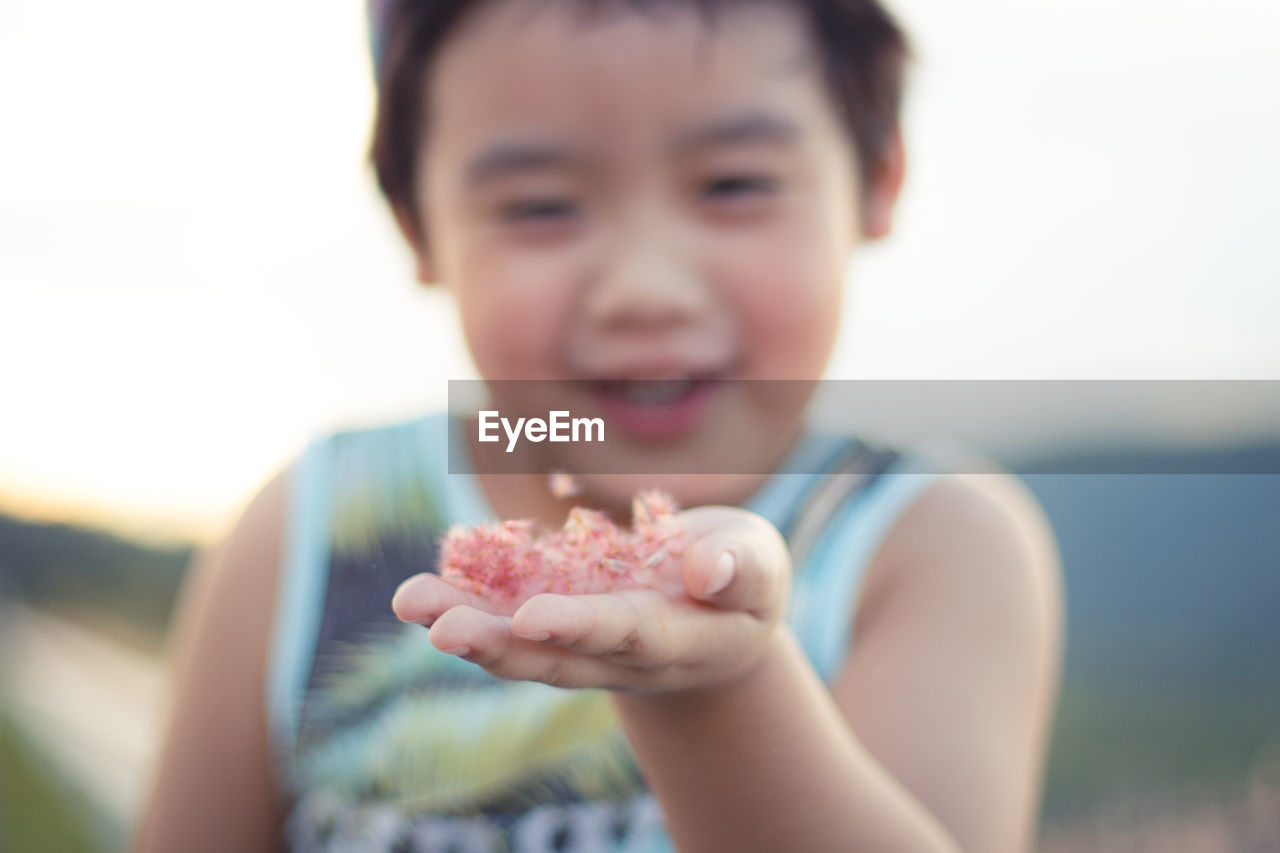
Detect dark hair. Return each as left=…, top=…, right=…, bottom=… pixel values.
left=370, top=0, right=910, bottom=234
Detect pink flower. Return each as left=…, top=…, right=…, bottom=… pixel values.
left=438, top=489, right=687, bottom=614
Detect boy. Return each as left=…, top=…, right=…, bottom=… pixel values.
left=138, top=2, right=1062, bottom=851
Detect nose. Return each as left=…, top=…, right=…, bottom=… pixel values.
left=581, top=221, right=711, bottom=333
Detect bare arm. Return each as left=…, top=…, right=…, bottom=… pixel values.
left=610, top=473, right=1063, bottom=852
left=133, top=470, right=291, bottom=853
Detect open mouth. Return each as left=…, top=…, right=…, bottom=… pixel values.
left=592, top=378, right=706, bottom=405
left=586, top=376, right=724, bottom=441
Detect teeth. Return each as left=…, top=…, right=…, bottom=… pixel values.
left=609, top=379, right=694, bottom=405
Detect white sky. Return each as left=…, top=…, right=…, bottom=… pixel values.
left=1, top=0, right=1278, bottom=540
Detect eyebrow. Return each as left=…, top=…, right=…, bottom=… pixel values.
left=672, top=109, right=803, bottom=156
left=463, top=110, right=802, bottom=189
left=464, top=141, right=584, bottom=189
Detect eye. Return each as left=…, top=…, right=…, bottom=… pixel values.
left=500, top=198, right=578, bottom=223
left=703, top=175, right=778, bottom=201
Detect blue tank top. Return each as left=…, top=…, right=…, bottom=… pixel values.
left=266, top=412, right=941, bottom=852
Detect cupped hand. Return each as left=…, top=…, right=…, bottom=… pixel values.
left=392, top=506, right=791, bottom=693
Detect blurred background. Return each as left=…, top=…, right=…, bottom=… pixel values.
left=1, top=0, right=1278, bottom=850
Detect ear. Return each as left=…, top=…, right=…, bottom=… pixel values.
left=861, top=129, right=906, bottom=241
left=392, top=203, right=440, bottom=286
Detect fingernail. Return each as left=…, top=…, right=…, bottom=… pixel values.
left=705, top=550, right=735, bottom=596
left=517, top=630, right=552, bottom=642
left=439, top=645, right=471, bottom=658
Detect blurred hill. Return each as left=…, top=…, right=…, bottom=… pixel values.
left=0, top=515, right=192, bottom=652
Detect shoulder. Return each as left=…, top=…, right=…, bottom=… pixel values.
left=182, top=466, right=292, bottom=636
left=875, top=468, right=1056, bottom=574
left=161, top=463, right=293, bottom=714
left=222, top=467, right=291, bottom=590
left=852, top=466, right=1063, bottom=678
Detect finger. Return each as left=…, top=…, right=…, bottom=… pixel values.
left=392, top=572, right=503, bottom=625
left=677, top=506, right=791, bottom=620
left=431, top=605, right=629, bottom=689
left=512, top=590, right=761, bottom=670
left=512, top=591, right=655, bottom=662
left=427, top=604, right=511, bottom=655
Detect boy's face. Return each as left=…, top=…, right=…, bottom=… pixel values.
left=411, top=0, right=888, bottom=505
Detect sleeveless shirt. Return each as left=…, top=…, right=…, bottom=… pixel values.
left=266, top=412, right=941, bottom=852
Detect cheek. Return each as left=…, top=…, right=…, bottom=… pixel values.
left=453, top=250, right=581, bottom=380
left=716, top=229, right=845, bottom=379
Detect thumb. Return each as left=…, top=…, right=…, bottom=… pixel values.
left=677, top=506, right=791, bottom=621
